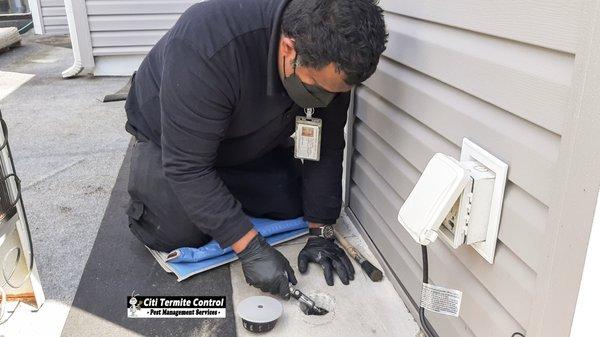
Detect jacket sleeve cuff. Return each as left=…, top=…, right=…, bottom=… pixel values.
left=303, top=215, right=338, bottom=226
left=208, top=214, right=254, bottom=248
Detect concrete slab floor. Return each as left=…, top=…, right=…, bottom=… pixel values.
left=231, top=216, right=421, bottom=337
left=0, top=32, right=130, bottom=336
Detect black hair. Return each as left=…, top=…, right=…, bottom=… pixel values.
left=281, top=0, right=388, bottom=85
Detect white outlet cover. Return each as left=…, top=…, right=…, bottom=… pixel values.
left=460, top=138, right=508, bottom=263
left=398, top=153, right=469, bottom=245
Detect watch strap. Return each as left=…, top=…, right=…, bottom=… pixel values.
left=308, top=227, right=323, bottom=237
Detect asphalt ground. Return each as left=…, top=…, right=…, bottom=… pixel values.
left=60, top=144, right=236, bottom=337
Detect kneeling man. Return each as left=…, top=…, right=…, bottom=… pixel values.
left=125, top=0, right=387, bottom=298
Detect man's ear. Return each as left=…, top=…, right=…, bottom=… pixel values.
left=280, top=36, right=297, bottom=60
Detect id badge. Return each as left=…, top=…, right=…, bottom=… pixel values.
left=294, top=116, right=322, bottom=161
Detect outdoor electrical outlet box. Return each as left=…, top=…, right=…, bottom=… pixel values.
left=440, top=160, right=495, bottom=249
left=397, top=138, right=508, bottom=263
left=397, top=153, right=469, bottom=246
left=462, top=161, right=495, bottom=245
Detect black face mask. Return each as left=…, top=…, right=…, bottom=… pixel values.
left=281, top=56, right=336, bottom=109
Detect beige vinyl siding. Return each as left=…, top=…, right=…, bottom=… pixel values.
left=379, top=0, right=580, bottom=53
left=40, top=0, right=68, bottom=34
left=347, top=2, right=578, bottom=336
left=85, top=0, right=197, bottom=57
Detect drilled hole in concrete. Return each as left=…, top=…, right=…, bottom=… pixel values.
left=300, top=293, right=335, bottom=325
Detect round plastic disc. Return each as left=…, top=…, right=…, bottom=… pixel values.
left=238, top=296, right=283, bottom=324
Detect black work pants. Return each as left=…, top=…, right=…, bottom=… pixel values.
left=126, top=135, right=303, bottom=252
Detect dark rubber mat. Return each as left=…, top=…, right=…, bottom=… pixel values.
left=102, top=76, right=132, bottom=102
left=61, top=143, right=237, bottom=337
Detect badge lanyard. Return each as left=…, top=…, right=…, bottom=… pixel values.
left=294, top=108, right=322, bottom=161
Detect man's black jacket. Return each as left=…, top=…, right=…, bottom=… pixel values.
left=125, top=0, right=350, bottom=247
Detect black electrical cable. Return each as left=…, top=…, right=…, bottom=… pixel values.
left=420, top=245, right=440, bottom=337
left=511, top=333, right=525, bottom=337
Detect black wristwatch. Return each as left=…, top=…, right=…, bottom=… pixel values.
left=308, top=225, right=335, bottom=239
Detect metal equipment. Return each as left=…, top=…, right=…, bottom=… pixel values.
left=289, top=285, right=328, bottom=316
left=0, top=110, right=44, bottom=324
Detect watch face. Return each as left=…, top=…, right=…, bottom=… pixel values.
left=322, top=226, right=334, bottom=238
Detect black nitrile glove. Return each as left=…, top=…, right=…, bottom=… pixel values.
left=298, top=236, right=355, bottom=286
left=238, top=234, right=297, bottom=299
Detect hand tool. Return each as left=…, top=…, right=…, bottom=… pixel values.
left=334, top=230, right=383, bottom=282
left=289, top=285, right=329, bottom=316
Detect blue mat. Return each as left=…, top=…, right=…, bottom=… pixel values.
left=148, top=217, right=308, bottom=281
